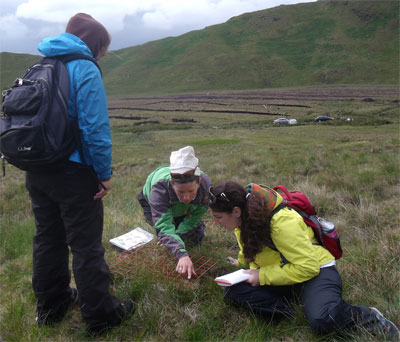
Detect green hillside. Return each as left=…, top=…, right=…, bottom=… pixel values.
left=0, top=53, right=40, bottom=91
left=1, top=0, right=399, bottom=95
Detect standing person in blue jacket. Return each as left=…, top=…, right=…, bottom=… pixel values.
left=25, top=13, right=134, bottom=335
left=138, top=146, right=212, bottom=279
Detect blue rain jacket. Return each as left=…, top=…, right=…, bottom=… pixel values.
left=38, top=33, right=112, bottom=180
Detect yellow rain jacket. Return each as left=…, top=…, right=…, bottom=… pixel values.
left=236, top=185, right=334, bottom=286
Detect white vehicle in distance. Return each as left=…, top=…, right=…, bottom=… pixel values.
left=273, top=117, right=289, bottom=125
left=273, top=118, right=297, bottom=125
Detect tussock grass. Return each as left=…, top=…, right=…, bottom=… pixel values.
left=1, top=88, right=399, bottom=341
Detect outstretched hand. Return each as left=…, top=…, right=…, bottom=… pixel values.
left=176, top=256, right=197, bottom=279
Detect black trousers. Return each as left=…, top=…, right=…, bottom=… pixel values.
left=26, top=162, right=121, bottom=328
left=224, top=266, right=374, bottom=334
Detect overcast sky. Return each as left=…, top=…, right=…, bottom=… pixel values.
left=0, top=0, right=316, bottom=55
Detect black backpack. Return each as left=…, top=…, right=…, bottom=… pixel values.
left=0, top=54, right=100, bottom=173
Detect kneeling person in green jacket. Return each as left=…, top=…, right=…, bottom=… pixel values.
left=138, top=146, right=211, bottom=279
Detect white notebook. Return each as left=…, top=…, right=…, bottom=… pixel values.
left=214, top=269, right=250, bottom=286
left=110, top=227, right=154, bottom=250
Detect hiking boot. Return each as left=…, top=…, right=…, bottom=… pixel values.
left=86, top=299, right=135, bottom=335
left=36, top=288, right=78, bottom=326
left=366, top=307, right=400, bottom=341
left=115, top=299, right=135, bottom=323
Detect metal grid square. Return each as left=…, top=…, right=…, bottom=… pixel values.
left=109, top=242, right=218, bottom=288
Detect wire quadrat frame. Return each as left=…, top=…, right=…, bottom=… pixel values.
left=109, top=242, right=218, bottom=288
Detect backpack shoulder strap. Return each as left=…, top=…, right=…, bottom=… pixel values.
left=266, top=202, right=290, bottom=265
left=56, top=54, right=102, bottom=76
left=54, top=54, right=102, bottom=183
left=266, top=203, right=288, bottom=248
left=269, top=203, right=287, bottom=218
left=42, top=55, right=98, bottom=168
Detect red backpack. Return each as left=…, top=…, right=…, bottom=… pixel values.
left=268, top=185, right=343, bottom=260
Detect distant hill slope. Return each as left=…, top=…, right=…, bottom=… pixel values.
left=0, top=53, right=41, bottom=91
left=1, top=0, right=398, bottom=95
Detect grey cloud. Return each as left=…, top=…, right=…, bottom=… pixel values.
left=1, top=17, right=62, bottom=55
left=109, top=13, right=191, bottom=51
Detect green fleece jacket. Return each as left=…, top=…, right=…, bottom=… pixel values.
left=142, top=165, right=211, bottom=259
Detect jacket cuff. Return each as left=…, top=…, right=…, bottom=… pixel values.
left=97, top=169, right=112, bottom=181
left=176, top=249, right=189, bottom=260
left=258, top=269, right=267, bottom=286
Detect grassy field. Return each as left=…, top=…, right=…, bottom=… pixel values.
left=0, top=86, right=399, bottom=341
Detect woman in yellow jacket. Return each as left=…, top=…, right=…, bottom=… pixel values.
left=209, top=181, right=399, bottom=340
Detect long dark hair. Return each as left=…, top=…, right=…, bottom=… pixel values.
left=209, top=181, right=271, bottom=261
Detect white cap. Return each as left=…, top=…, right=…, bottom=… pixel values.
left=169, top=146, right=201, bottom=175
